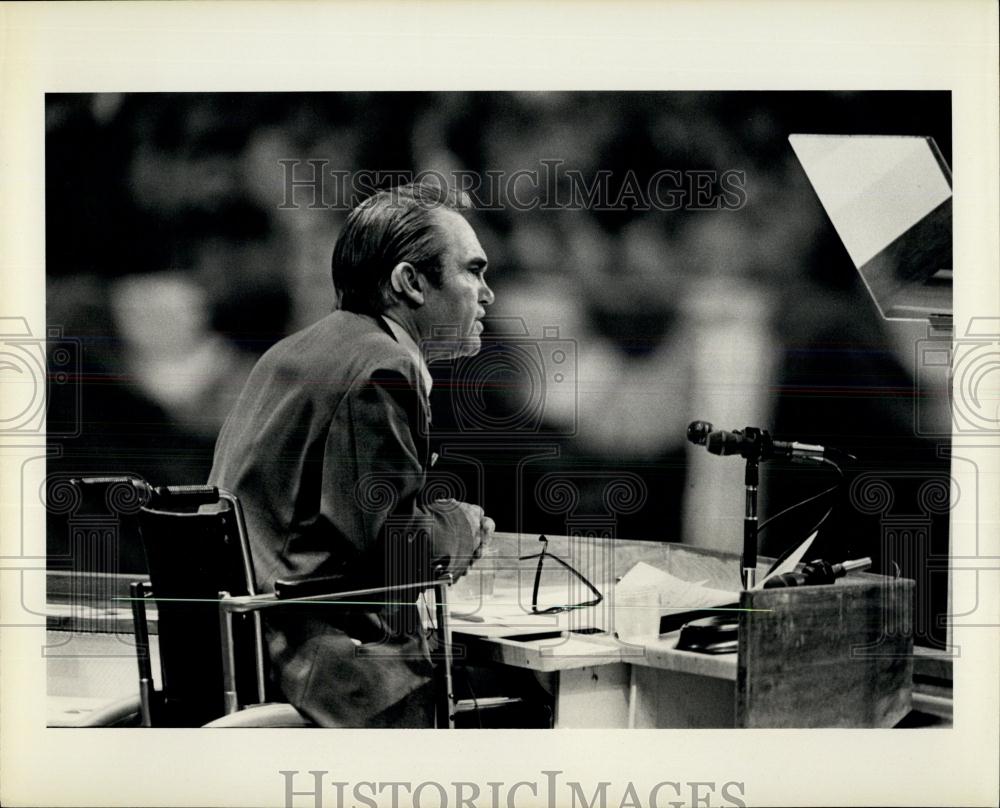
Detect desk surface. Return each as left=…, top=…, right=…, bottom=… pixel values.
left=447, top=531, right=750, bottom=679
left=447, top=531, right=899, bottom=689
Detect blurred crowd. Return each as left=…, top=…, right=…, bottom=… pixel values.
left=45, top=91, right=951, bottom=644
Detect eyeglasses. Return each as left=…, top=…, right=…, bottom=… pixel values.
left=518, top=535, right=603, bottom=615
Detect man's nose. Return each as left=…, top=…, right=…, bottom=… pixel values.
left=480, top=279, right=495, bottom=307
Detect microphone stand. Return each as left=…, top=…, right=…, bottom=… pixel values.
left=739, top=427, right=768, bottom=590
left=686, top=420, right=848, bottom=591
left=743, top=457, right=759, bottom=590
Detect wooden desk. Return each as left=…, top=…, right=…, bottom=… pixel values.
left=448, top=533, right=914, bottom=728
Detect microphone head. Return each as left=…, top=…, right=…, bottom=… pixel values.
left=686, top=420, right=713, bottom=446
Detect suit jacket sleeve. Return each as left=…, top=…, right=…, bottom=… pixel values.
left=320, top=365, right=476, bottom=585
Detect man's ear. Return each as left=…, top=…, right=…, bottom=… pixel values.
left=389, top=262, right=425, bottom=306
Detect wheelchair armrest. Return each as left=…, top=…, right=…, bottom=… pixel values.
left=220, top=575, right=452, bottom=617
left=272, top=574, right=451, bottom=602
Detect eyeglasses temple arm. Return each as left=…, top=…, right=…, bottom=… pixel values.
left=541, top=551, right=604, bottom=603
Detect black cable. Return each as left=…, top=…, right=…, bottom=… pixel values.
left=759, top=460, right=844, bottom=576
left=802, top=503, right=836, bottom=548
left=757, top=461, right=843, bottom=535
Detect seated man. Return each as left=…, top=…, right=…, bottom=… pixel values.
left=208, top=182, right=495, bottom=727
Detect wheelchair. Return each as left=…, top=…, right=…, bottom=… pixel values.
left=64, top=476, right=490, bottom=728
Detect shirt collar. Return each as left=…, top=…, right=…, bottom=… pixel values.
left=381, top=314, right=433, bottom=395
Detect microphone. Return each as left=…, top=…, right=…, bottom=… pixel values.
left=762, top=557, right=872, bottom=589
left=687, top=421, right=854, bottom=463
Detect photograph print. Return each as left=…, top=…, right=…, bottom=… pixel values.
left=42, top=90, right=954, bottom=731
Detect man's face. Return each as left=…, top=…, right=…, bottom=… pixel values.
left=418, top=210, right=494, bottom=359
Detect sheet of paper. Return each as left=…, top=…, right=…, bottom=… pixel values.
left=754, top=531, right=818, bottom=590
left=616, top=561, right=738, bottom=610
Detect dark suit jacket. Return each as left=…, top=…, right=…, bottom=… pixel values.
left=208, top=310, right=476, bottom=726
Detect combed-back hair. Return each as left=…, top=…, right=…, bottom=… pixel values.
left=331, top=181, right=467, bottom=314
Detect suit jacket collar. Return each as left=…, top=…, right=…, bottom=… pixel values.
left=380, top=314, right=433, bottom=396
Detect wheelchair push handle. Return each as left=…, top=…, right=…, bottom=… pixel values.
left=70, top=477, right=221, bottom=509
left=153, top=485, right=220, bottom=507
